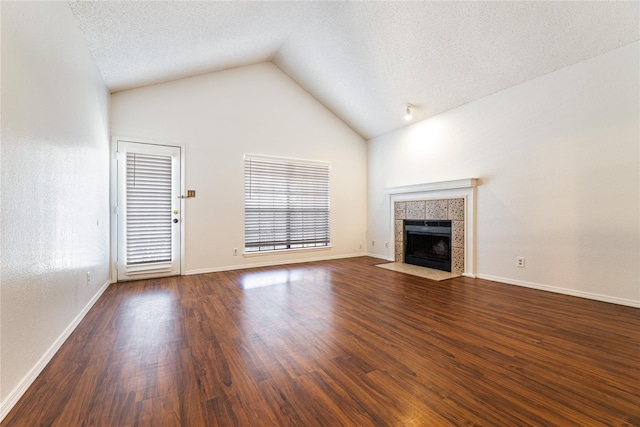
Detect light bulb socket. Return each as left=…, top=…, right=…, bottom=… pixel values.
left=404, top=103, right=413, bottom=121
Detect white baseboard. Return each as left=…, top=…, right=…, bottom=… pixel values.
left=477, top=274, right=640, bottom=308
left=0, top=279, right=112, bottom=422
left=365, top=252, right=393, bottom=261
left=185, top=252, right=367, bottom=275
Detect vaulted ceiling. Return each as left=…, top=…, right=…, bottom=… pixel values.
left=69, top=1, right=639, bottom=140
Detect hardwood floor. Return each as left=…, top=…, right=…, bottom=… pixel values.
left=4, top=257, right=639, bottom=426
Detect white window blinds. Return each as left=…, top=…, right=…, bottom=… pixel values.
left=126, top=152, right=173, bottom=265
left=244, top=155, right=330, bottom=253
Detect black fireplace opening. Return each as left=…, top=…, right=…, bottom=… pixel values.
left=404, top=220, right=452, bottom=272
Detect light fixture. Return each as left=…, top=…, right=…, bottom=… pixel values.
left=404, top=103, right=413, bottom=121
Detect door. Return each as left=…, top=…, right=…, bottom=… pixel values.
left=116, top=140, right=182, bottom=281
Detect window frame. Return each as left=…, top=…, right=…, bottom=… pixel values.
left=243, top=154, right=331, bottom=255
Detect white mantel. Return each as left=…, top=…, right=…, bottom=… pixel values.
left=386, top=178, right=478, bottom=195
left=386, top=178, right=478, bottom=278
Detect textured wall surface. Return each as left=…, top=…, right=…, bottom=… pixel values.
left=111, top=63, right=367, bottom=274
left=367, top=42, right=640, bottom=306
left=1, top=1, right=110, bottom=411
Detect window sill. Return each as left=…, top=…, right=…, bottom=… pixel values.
left=243, top=245, right=332, bottom=257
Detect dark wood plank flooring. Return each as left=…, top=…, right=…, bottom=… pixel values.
left=4, top=257, right=640, bottom=426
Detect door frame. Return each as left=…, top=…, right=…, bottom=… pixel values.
left=110, top=136, right=186, bottom=282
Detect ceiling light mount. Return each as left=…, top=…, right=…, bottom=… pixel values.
left=404, top=103, right=413, bottom=121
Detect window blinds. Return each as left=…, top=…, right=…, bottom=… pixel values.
left=244, top=155, right=330, bottom=253
left=126, top=152, right=173, bottom=265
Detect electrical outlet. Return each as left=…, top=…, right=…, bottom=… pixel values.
left=516, top=257, right=525, bottom=268
left=359, top=243, right=362, bottom=249
left=86, top=272, right=91, bottom=285
left=385, top=242, right=388, bottom=248
left=371, top=240, right=375, bottom=247
left=233, top=248, right=238, bottom=256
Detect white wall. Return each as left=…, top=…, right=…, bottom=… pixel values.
left=111, top=63, right=367, bottom=274
left=0, top=1, right=111, bottom=417
left=367, top=42, right=639, bottom=307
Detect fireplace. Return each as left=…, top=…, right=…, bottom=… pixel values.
left=390, top=180, right=477, bottom=276
left=404, top=220, right=452, bottom=272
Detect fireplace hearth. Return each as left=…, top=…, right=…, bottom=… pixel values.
left=404, top=220, right=452, bottom=272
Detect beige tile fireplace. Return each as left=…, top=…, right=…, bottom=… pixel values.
left=394, top=198, right=465, bottom=275
left=386, top=179, right=477, bottom=277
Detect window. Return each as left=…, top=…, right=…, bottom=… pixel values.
left=244, top=154, right=330, bottom=253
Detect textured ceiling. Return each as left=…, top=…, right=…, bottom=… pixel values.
left=69, top=1, right=639, bottom=140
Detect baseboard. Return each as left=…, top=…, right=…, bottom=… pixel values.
left=0, top=279, right=112, bottom=422
left=365, top=252, right=393, bottom=261
left=477, top=274, right=640, bottom=308
left=185, top=252, right=367, bottom=275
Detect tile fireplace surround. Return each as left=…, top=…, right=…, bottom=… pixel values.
left=395, top=199, right=465, bottom=275
left=387, top=179, right=477, bottom=277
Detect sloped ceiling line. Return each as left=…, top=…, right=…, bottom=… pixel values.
left=69, top=1, right=640, bottom=140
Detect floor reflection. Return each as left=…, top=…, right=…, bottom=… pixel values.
left=239, top=269, right=304, bottom=289
left=235, top=267, right=337, bottom=374
left=120, top=290, right=177, bottom=347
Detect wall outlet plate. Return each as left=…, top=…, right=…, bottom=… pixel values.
left=516, top=257, right=525, bottom=268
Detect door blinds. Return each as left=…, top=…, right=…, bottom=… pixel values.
left=126, top=152, right=173, bottom=266
left=244, top=155, right=330, bottom=253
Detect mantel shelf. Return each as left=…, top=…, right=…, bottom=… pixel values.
left=386, top=178, right=478, bottom=195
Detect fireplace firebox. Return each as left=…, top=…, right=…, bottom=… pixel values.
left=404, top=220, right=452, bottom=272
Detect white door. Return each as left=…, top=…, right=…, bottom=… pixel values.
left=116, top=140, right=182, bottom=281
